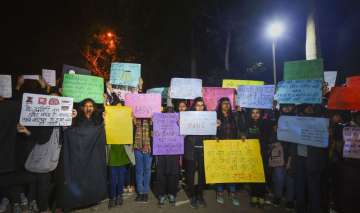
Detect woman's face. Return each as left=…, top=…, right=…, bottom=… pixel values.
left=82, top=101, right=94, bottom=119
left=195, top=101, right=205, bottom=111
left=281, top=105, right=294, bottom=114
left=331, top=114, right=343, bottom=124
left=251, top=109, right=261, bottom=121
left=178, top=102, right=187, bottom=112
left=304, top=106, right=315, bottom=114
left=221, top=101, right=231, bottom=112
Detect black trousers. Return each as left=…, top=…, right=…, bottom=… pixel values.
left=156, top=155, right=180, bottom=196
left=185, top=150, right=205, bottom=198
left=28, top=173, right=52, bottom=211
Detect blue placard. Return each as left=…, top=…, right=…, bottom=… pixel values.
left=274, top=80, right=322, bottom=104
left=110, top=62, right=141, bottom=87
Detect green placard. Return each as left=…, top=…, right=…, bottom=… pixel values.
left=284, top=59, right=324, bottom=80
left=62, top=74, right=104, bottom=103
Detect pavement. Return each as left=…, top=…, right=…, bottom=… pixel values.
left=74, top=189, right=291, bottom=213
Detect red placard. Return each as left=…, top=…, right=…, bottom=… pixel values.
left=328, top=87, right=360, bottom=110
left=346, top=76, right=360, bottom=88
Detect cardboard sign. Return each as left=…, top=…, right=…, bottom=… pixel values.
left=277, top=115, right=329, bottom=148
left=112, top=88, right=138, bottom=101
left=284, top=59, right=324, bottom=80
left=328, top=87, right=360, bottom=111
left=324, top=71, right=337, bottom=90
left=104, top=106, right=133, bottom=144
left=125, top=93, right=161, bottom=118
left=275, top=80, right=322, bottom=104
left=152, top=113, right=184, bottom=155
left=237, top=85, right=275, bottom=109
left=222, top=79, right=264, bottom=89
left=343, top=127, right=360, bottom=159
left=110, top=62, right=141, bottom=87
left=62, top=64, right=91, bottom=76
left=0, top=75, right=12, bottom=98
left=346, top=76, right=360, bottom=88
left=169, top=78, right=202, bottom=99
left=204, top=139, right=265, bottom=183
left=20, top=93, right=73, bottom=126
left=23, top=75, right=40, bottom=80
left=179, top=111, right=217, bottom=135
left=147, top=87, right=169, bottom=100
left=62, top=74, right=104, bottom=103
left=269, top=142, right=285, bottom=167
left=42, top=69, right=56, bottom=87
left=202, top=87, right=235, bottom=111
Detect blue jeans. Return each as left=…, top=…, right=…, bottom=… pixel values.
left=216, top=184, right=236, bottom=193
left=109, top=166, right=127, bottom=199
left=134, top=150, right=153, bottom=194
left=272, top=167, right=294, bottom=202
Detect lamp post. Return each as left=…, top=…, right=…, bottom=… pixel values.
left=266, top=21, right=284, bottom=84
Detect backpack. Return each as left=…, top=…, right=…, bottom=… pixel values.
left=25, top=128, right=61, bottom=173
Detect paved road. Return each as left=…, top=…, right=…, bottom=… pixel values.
left=75, top=190, right=291, bottom=213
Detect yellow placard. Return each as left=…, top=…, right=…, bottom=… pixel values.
left=105, top=106, right=133, bottom=144
left=204, top=139, right=265, bottom=183
left=222, top=79, right=264, bottom=89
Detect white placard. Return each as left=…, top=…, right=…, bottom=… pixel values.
left=343, top=127, right=360, bottom=159
left=0, top=75, right=12, bottom=98
left=180, top=111, right=217, bottom=135
left=170, top=78, right=202, bottom=99
left=324, top=71, right=337, bottom=90
left=20, top=93, right=73, bottom=126
left=42, top=69, right=56, bottom=86
left=237, top=85, right=275, bottom=109
left=23, top=75, right=40, bottom=80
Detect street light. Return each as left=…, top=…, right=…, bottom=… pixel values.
left=266, top=21, right=284, bottom=84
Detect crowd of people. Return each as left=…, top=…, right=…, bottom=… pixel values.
left=0, top=74, right=359, bottom=213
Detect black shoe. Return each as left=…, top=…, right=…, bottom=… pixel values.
left=197, top=196, right=207, bottom=208
left=108, top=198, right=116, bottom=209
left=190, top=197, right=198, bottom=209
left=135, top=194, right=143, bottom=202
left=158, top=196, right=166, bottom=207
left=285, top=201, right=295, bottom=210
left=141, top=194, right=149, bottom=203
left=116, top=195, right=123, bottom=206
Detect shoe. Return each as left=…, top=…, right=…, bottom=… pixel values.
left=116, top=195, right=123, bottom=206
left=0, top=198, right=9, bottom=213
left=12, top=203, right=22, bottom=213
left=189, top=197, right=198, bottom=209
left=28, top=200, right=39, bottom=213
left=168, top=194, right=176, bottom=206
left=108, top=198, right=116, bottom=209
left=141, top=194, right=149, bottom=203
left=197, top=196, right=207, bottom=208
left=258, top=198, right=265, bottom=208
left=229, top=193, right=240, bottom=207
left=285, top=201, right=295, bottom=210
left=158, top=196, right=166, bottom=207
left=250, top=196, right=258, bottom=207
left=20, top=193, right=28, bottom=207
left=135, top=194, right=143, bottom=202
left=216, top=192, right=224, bottom=204
left=272, top=198, right=281, bottom=207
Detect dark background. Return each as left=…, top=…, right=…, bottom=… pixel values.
left=1, top=0, right=359, bottom=89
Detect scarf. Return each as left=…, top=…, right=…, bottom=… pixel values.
left=134, top=119, right=151, bottom=153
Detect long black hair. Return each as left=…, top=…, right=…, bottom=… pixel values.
left=74, top=98, right=102, bottom=126
left=216, top=97, right=235, bottom=121
left=190, top=97, right=207, bottom=111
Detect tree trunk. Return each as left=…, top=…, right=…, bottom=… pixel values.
left=224, top=30, right=231, bottom=71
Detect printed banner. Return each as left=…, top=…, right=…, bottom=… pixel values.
left=152, top=113, right=184, bottom=155
left=202, top=87, right=235, bottom=110
left=110, top=62, right=141, bottom=87
left=42, top=69, right=56, bottom=87
left=62, top=64, right=91, bottom=76
left=343, top=127, right=360, bottom=159
left=346, top=75, right=360, bottom=88
left=275, top=80, right=322, bottom=104
left=222, top=79, right=264, bottom=89
left=204, top=139, right=265, bottom=183
left=20, top=93, right=73, bottom=126
left=277, top=115, right=329, bottom=148
left=0, top=75, right=12, bottom=98
left=62, top=74, right=104, bottom=103
left=179, top=111, right=217, bottom=135
left=125, top=93, right=161, bottom=118
left=104, top=106, right=133, bottom=144
left=324, top=71, right=337, bottom=90
left=237, top=85, right=275, bottom=109
left=284, top=59, right=324, bottom=80
left=328, top=87, right=360, bottom=111
left=169, top=78, right=202, bottom=99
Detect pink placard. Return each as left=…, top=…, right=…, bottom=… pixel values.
left=203, top=87, right=235, bottom=111
left=125, top=93, right=161, bottom=118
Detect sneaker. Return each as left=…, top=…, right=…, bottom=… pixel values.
left=216, top=192, right=224, bottom=204
left=272, top=198, right=281, bottom=207
left=12, top=203, right=22, bottom=213
left=285, top=201, right=295, bottom=211
left=189, top=197, right=198, bottom=209
left=28, top=200, right=39, bottom=213
left=135, top=194, right=143, bottom=202
left=116, top=195, right=123, bottom=206
left=168, top=195, right=176, bottom=206
left=0, top=198, right=9, bottom=213
left=20, top=193, right=28, bottom=207
left=108, top=198, right=116, bottom=209
left=229, top=193, right=240, bottom=207
left=158, top=196, right=166, bottom=207
left=258, top=198, right=265, bottom=208
left=197, top=196, right=207, bottom=208
left=141, top=194, right=149, bottom=203
left=250, top=196, right=258, bottom=207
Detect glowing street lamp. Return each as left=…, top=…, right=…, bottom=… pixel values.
left=266, top=21, right=285, bottom=84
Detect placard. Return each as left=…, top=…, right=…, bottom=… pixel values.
left=125, top=93, right=161, bottom=118
left=42, top=69, right=56, bottom=87
left=112, top=88, right=138, bottom=101
left=237, top=85, right=275, bottom=109
left=346, top=76, right=360, bottom=88
left=324, top=71, right=337, bottom=90
left=62, top=64, right=91, bottom=75
left=104, top=106, right=133, bottom=144
left=202, top=87, right=235, bottom=110
left=169, top=78, right=202, bottom=99
left=328, top=87, right=360, bottom=111
left=62, top=74, right=104, bottom=103
left=343, top=127, right=360, bottom=159
left=204, top=139, right=265, bottom=183
left=20, top=93, right=73, bottom=126
left=179, top=111, right=217, bottom=135
left=277, top=115, right=329, bottom=148
left=222, top=79, right=264, bottom=89
left=23, top=75, right=40, bottom=80
left=274, top=80, right=322, bottom=104
left=110, top=62, right=141, bottom=87
left=152, top=113, right=184, bottom=155
left=284, top=59, right=324, bottom=80
left=0, top=75, right=12, bottom=98
left=147, top=87, right=169, bottom=100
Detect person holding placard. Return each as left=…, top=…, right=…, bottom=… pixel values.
left=214, top=97, right=240, bottom=206
left=184, top=97, right=211, bottom=209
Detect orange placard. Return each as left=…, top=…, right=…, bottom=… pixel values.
left=328, top=87, right=360, bottom=110
left=346, top=76, right=360, bottom=88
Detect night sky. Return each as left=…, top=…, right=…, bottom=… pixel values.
left=2, top=0, right=360, bottom=89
